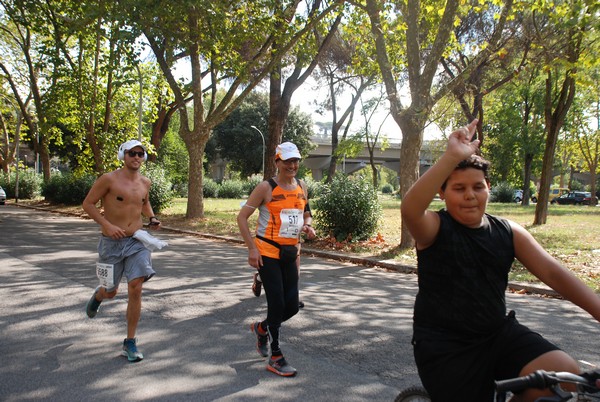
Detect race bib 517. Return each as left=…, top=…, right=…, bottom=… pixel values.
left=279, top=208, right=303, bottom=238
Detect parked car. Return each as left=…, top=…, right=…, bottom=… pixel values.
left=0, top=185, right=5, bottom=205
left=531, top=187, right=569, bottom=203
left=513, top=189, right=523, bottom=203
left=551, top=191, right=592, bottom=205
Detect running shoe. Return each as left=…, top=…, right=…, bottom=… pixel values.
left=267, top=356, right=297, bottom=377
left=86, top=286, right=102, bottom=318
left=251, top=322, right=269, bottom=357
left=252, top=273, right=262, bottom=297
left=122, top=338, right=143, bottom=362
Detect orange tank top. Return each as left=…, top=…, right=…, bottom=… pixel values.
left=254, top=178, right=307, bottom=259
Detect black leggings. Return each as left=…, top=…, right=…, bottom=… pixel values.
left=258, top=255, right=299, bottom=354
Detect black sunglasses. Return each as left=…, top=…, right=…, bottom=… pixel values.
left=126, top=150, right=145, bottom=158
left=279, top=158, right=300, bottom=165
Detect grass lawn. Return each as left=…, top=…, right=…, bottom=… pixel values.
left=159, top=196, right=600, bottom=292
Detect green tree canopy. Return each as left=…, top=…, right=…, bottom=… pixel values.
left=209, top=92, right=315, bottom=178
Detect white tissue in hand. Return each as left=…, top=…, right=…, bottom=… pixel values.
left=133, top=229, right=168, bottom=251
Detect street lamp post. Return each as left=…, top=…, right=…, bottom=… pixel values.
left=250, top=125, right=265, bottom=178
left=135, top=63, right=143, bottom=141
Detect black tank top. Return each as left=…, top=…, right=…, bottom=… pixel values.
left=413, top=210, right=514, bottom=339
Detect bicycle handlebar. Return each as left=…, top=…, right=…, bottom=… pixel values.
left=495, top=369, right=600, bottom=394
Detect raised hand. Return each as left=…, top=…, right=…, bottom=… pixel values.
left=446, top=119, right=479, bottom=161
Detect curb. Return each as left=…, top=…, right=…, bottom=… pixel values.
left=10, top=201, right=560, bottom=299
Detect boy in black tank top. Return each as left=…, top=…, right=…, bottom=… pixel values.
left=401, top=119, right=600, bottom=401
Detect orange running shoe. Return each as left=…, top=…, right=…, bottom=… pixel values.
left=267, top=356, right=297, bottom=377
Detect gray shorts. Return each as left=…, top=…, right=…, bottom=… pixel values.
left=97, top=236, right=156, bottom=292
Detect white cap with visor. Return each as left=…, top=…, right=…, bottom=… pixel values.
left=275, top=142, right=301, bottom=161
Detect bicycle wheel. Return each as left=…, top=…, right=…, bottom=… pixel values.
left=395, top=386, right=431, bottom=402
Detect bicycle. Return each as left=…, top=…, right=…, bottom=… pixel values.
left=394, top=385, right=430, bottom=401
left=495, top=369, right=600, bottom=402
left=395, top=368, right=600, bottom=402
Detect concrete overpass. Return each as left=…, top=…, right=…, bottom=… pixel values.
left=209, top=136, right=444, bottom=181
left=304, top=137, right=443, bottom=180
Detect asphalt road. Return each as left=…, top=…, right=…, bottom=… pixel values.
left=0, top=205, right=599, bottom=402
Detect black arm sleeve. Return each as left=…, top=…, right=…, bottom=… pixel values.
left=304, top=202, right=312, bottom=217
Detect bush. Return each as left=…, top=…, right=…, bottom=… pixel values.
left=303, top=176, right=324, bottom=199
left=380, top=183, right=394, bottom=194
left=242, top=175, right=263, bottom=195
left=172, top=181, right=188, bottom=197
left=218, top=179, right=246, bottom=198
left=313, top=174, right=382, bottom=241
left=203, top=178, right=219, bottom=198
left=41, top=174, right=63, bottom=201
left=490, top=182, right=514, bottom=203
left=570, top=180, right=584, bottom=191
left=143, top=163, right=174, bottom=213
left=0, top=170, right=42, bottom=200
left=42, top=173, right=95, bottom=205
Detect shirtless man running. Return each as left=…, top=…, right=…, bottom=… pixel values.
left=83, top=139, right=161, bottom=362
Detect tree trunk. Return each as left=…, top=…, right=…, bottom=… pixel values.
left=266, top=9, right=343, bottom=180
left=370, top=158, right=378, bottom=188
left=533, top=68, right=576, bottom=225
left=522, top=153, right=533, bottom=206
left=149, top=98, right=178, bottom=163
left=266, top=64, right=289, bottom=179
left=40, top=141, right=51, bottom=181
left=365, top=0, right=463, bottom=249
left=182, top=129, right=208, bottom=219
left=326, top=74, right=340, bottom=183
left=326, top=136, right=339, bottom=183
left=589, top=168, right=597, bottom=206
left=397, top=110, right=426, bottom=248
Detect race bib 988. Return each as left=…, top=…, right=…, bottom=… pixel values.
left=96, top=262, right=114, bottom=287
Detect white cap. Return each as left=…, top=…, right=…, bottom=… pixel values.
left=120, top=139, right=146, bottom=152
left=275, top=142, right=301, bottom=160
left=118, top=140, right=147, bottom=161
